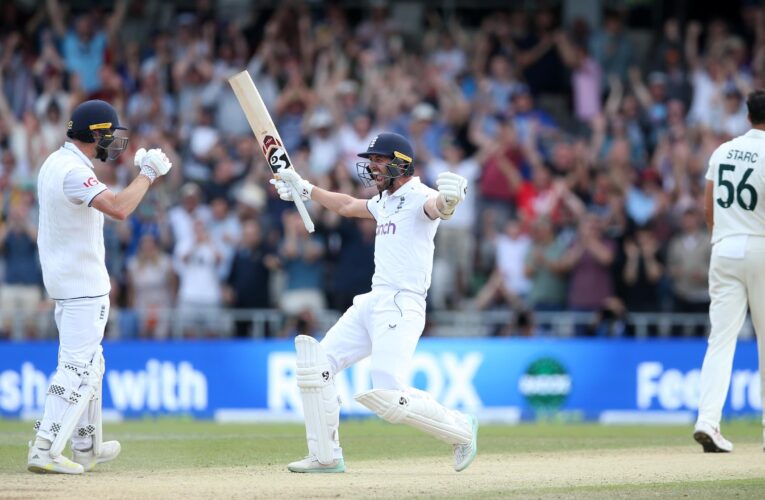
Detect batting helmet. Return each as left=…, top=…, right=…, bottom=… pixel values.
left=356, top=132, right=414, bottom=189
left=67, top=100, right=128, bottom=162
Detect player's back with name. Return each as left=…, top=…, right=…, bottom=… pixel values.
left=712, top=131, right=765, bottom=174
left=725, top=148, right=759, bottom=163
left=708, top=129, right=765, bottom=242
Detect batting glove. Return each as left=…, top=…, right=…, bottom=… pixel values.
left=275, top=167, right=313, bottom=201
left=436, top=172, right=467, bottom=217
left=135, top=148, right=172, bottom=183
left=269, top=179, right=309, bottom=202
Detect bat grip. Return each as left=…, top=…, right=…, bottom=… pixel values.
left=290, top=186, right=315, bottom=233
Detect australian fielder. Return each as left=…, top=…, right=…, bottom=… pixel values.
left=271, top=132, right=476, bottom=473
left=28, top=100, right=172, bottom=474
left=695, top=90, right=765, bottom=453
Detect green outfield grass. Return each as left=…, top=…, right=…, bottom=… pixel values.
left=1, top=419, right=764, bottom=498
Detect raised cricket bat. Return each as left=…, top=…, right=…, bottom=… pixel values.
left=228, top=70, right=315, bottom=233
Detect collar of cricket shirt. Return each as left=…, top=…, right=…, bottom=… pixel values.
left=744, top=128, right=765, bottom=140
left=62, top=141, right=96, bottom=170
left=387, top=176, right=420, bottom=199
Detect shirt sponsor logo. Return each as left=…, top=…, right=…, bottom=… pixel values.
left=83, top=177, right=99, bottom=188
left=376, top=221, right=396, bottom=235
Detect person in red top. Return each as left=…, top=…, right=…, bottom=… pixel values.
left=471, top=116, right=529, bottom=222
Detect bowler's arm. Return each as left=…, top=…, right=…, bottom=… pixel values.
left=704, top=180, right=714, bottom=232
left=310, top=187, right=374, bottom=219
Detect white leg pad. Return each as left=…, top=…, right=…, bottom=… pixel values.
left=73, top=348, right=105, bottom=454
left=49, top=349, right=104, bottom=458
left=355, top=388, right=472, bottom=445
left=91, top=349, right=105, bottom=455
left=38, top=361, right=86, bottom=443
left=295, top=335, right=339, bottom=465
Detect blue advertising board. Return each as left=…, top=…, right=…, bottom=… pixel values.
left=0, top=339, right=760, bottom=423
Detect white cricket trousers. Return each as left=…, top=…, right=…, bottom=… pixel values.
left=37, top=295, right=109, bottom=445
left=321, top=287, right=425, bottom=390
left=697, top=236, right=765, bottom=428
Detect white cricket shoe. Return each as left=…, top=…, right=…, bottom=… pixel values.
left=287, top=455, right=345, bottom=473
left=693, top=422, right=733, bottom=453
left=27, top=443, right=84, bottom=474
left=453, top=415, right=478, bottom=472
left=72, top=441, right=121, bottom=471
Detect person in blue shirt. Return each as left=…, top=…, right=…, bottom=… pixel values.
left=45, top=0, right=128, bottom=94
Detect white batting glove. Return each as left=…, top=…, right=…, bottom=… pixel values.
left=134, top=148, right=148, bottom=168
left=135, top=148, right=172, bottom=183
left=269, top=178, right=310, bottom=202
left=436, top=171, right=467, bottom=217
left=275, top=167, right=313, bottom=200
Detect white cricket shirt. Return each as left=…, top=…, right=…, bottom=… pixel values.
left=366, top=177, right=440, bottom=297
left=37, top=142, right=110, bottom=299
left=706, top=129, right=765, bottom=244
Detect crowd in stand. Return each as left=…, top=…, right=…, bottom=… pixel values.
left=0, top=1, right=761, bottom=338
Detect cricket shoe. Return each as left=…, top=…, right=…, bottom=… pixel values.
left=27, top=442, right=84, bottom=474
left=287, top=455, right=345, bottom=473
left=693, top=422, right=733, bottom=453
left=453, top=415, right=478, bottom=472
left=72, top=441, right=122, bottom=471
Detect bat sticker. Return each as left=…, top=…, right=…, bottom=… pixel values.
left=261, top=135, right=280, bottom=156
left=268, top=147, right=292, bottom=173
left=261, top=135, right=292, bottom=173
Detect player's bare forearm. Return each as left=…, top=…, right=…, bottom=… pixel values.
left=310, top=187, right=373, bottom=219
left=424, top=196, right=447, bottom=220
left=91, top=175, right=152, bottom=221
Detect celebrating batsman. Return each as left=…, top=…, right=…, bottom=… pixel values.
left=271, top=132, right=476, bottom=473
left=27, top=100, right=172, bottom=474
left=695, top=90, right=765, bottom=453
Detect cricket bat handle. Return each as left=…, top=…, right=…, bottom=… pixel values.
left=291, top=189, right=315, bottom=233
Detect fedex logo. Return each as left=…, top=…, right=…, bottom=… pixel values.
left=376, top=221, right=396, bottom=235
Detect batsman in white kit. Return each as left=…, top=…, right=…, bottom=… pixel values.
left=271, top=132, right=477, bottom=473
left=695, top=90, right=765, bottom=453
left=28, top=99, right=172, bottom=474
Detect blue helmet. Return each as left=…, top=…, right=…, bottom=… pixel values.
left=66, top=100, right=128, bottom=162
left=356, top=132, right=414, bottom=188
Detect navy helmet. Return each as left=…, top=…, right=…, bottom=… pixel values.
left=356, top=132, right=414, bottom=189
left=67, top=100, right=128, bottom=162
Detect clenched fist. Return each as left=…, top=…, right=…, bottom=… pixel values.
left=269, top=167, right=313, bottom=201
left=135, top=148, right=172, bottom=183
left=436, top=171, right=467, bottom=215
left=270, top=178, right=311, bottom=202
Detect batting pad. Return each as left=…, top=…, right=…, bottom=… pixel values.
left=49, top=348, right=104, bottom=458
left=295, top=335, right=339, bottom=465
left=355, top=389, right=472, bottom=445
left=89, top=348, right=105, bottom=455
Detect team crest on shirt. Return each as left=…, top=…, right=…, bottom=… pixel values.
left=383, top=196, right=406, bottom=214
left=395, top=196, right=405, bottom=213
